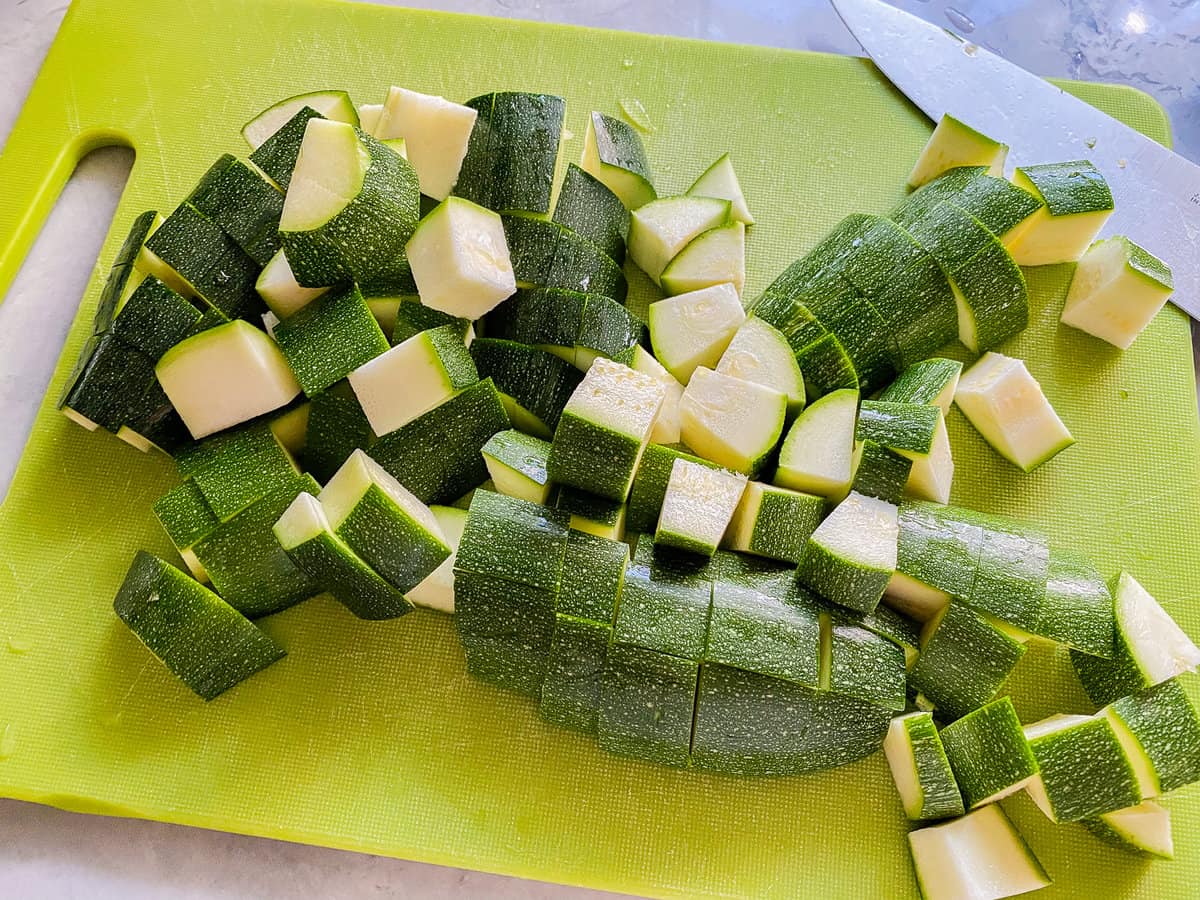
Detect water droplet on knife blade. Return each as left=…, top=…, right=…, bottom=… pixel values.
left=945, top=7, right=976, bottom=33
left=619, top=98, right=655, bottom=133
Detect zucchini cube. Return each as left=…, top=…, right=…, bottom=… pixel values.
left=555, top=487, right=627, bottom=541
left=968, top=513, right=1049, bottom=633
left=691, top=663, right=892, bottom=776
left=406, top=197, right=516, bottom=319
left=1007, top=160, right=1114, bottom=266
left=303, top=381, right=374, bottom=482
left=774, top=387, right=858, bottom=499
left=501, top=214, right=628, bottom=302
left=581, top=111, right=655, bottom=210
left=406, top=505, right=467, bottom=613
left=797, top=491, right=898, bottom=615
left=391, top=298, right=467, bottom=345
left=368, top=377, right=511, bottom=505
left=856, top=400, right=940, bottom=456
left=879, top=358, right=962, bottom=414
left=110, top=275, right=202, bottom=361
left=907, top=806, right=1050, bottom=900
left=939, top=696, right=1039, bottom=809
left=661, top=222, right=746, bottom=298
left=484, top=286, right=585, bottom=352
left=540, top=615, right=611, bottom=734
left=823, top=611, right=907, bottom=710
left=627, top=444, right=719, bottom=535
left=153, top=480, right=219, bottom=582
left=481, top=429, right=553, bottom=505
left=375, top=87, right=478, bottom=201
left=597, top=644, right=698, bottom=768
left=59, top=333, right=160, bottom=433
left=470, top=338, right=581, bottom=437
left=113, top=551, right=285, bottom=700
left=1034, top=549, right=1114, bottom=657
left=455, top=489, right=569, bottom=592
left=574, top=293, right=645, bottom=371
left=628, top=196, right=730, bottom=286
left=705, top=582, right=820, bottom=686
left=725, top=482, right=824, bottom=564
left=274, top=284, right=390, bottom=397
left=1061, top=235, right=1173, bottom=349
left=187, top=154, right=284, bottom=265
left=716, top=551, right=803, bottom=602
left=909, top=602, right=1026, bottom=721
left=552, top=163, right=630, bottom=264
left=1103, top=678, right=1200, bottom=798
left=548, top=358, right=665, bottom=501
left=648, top=282, right=745, bottom=382
left=851, top=440, right=912, bottom=504
left=883, top=712, right=965, bottom=821
left=679, top=367, right=787, bottom=477
left=273, top=492, right=412, bottom=620
left=907, top=114, right=1007, bottom=187
left=455, top=571, right=557, bottom=697
left=613, top=564, right=711, bottom=661
left=176, top=421, right=300, bottom=521
left=890, top=501, right=983, bottom=618
left=1083, top=801, right=1174, bottom=859
left=1024, top=713, right=1141, bottom=822
left=349, top=322, right=477, bottom=436
left=655, top=459, right=746, bottom=557
left=155, top=320, right=301, bottom=439
left=319, top=450, right=449, bottom=593
left=191, top=474, right=322, bottom=618
left=256, top=249, right=328, bottom=319
left=715, top=316, right=804, bottom=414
left=557, top=529, right=629, bottom=624
left=248, top=105, right=325, bottom=189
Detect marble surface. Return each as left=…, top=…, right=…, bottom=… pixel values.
left=0, top=0, right=1197, bottom=897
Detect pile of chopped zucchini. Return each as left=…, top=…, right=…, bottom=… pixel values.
left=62, top=87, right=1190, bottom=899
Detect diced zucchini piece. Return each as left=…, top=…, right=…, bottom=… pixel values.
left=614, top=563, right=711, bottom=661
left=626, top=444, right=719, bottom=534
left=279, top=119, right=420, bottom=292
left=573, top=294, right=646, bottom=371
left=558, top=528, right=628, bottom=624
left=87, top=209, right=159, bottom=337
left=192, top=475, right=321, bottom=617
left=885, top=712, right=965, bottom=820
left=541, top=614, right=612, bottom=733
left=799, top=269, right=896, bottom=392
left=114, top=551, right=285, bottom=699
left=893, top=165, right=987, bottom=228
left=956, top=352, right=1074, bottom=472
left=715, top=316, right=805, bottom=415
left=255, top=249, right=328, bottom=318
left=687, top=152, right=754, bottom=225
left=303, top=381, right=373, bottom=481
left=909, top=602, right=1026, bottom=720
left=1102, top=678, right=1200, bottom=798
left=502, top=214, right=628, bottom=302
left=373, top=87, right=477, bottom=200
left=940, top=697, right=1039, bottom=808
left=1061, top=236, right=1174, bottom=349
left=481, top=430, right=552, bottom=505
left=628, top=346, right=684, bottom=445
left=774, top=387, right=858, bottom=499
left=273, top=284, right=390, bottom=397
left=895, top=168, right=1041, bottom=243
left=406, top=196, right=516, bottom=319
left=746, top=291, right=828, bottom=357
left=319, top=449, right=449, bottom=592
left=108, top=275, right=201, bottom=360
left=679, top=367, right=786, bottom=477
left=725, top=482, right=823, bottom=563
left=153, top=480, right=219, bottom=582
left=273, top=492, right=411, bottom=620
left=1071, top=572, right=1200, bottom=707
left=628, top=196, right=731, bottom=286
left=654, top=459, right=747, bottom=556
left=857, top=400, right=940, bottom=456
left=369, top=378, right=510, bottom=504
left=143, top=204, right=264, bottom=320
left=155, top=320, right=301, bottom=439
left=406, top=504, right=467, bottom=613
left=455, top=489, right=569, bottom=592
left=455, top=91, right=565, bottom=214
left=175, top=422, right=299, bottom=521
left=714, top=550, right=800, bottom=601
left=1023, top=713, right=1140, bottom=822
left=470, top=338, right=582, bottom=438
left=660, top=222, right=746, bottom=298
left=348, top=323, right=477, bottom=437
left=1083, top=801, right=1174, bottom=858
left=59, top=334, right=158, bottom=433
left=907, top=114, right=1008, bottom=187
left=798, top=491, right=897, bottom=614
left=1035, top=550, right=1114, bottom=657
left=486, top=286, right=584, bottom=352
left=598, top=645, right=696, bottom=768
left=851, top=440, right=912, bottom=504
left=242, top=90, right=356, bottom=149
left=547, top=489, right=619, bottom=542
left=822, top=609, right=907, bottom=709
left=548, top=358, right=665, bottom=501
left=891, top=501, right=981, bottom=616
left=905, top=410, right=954, bottom=504
left=648, top=282, right=745, bottom=382
left=908, top=201, right=1028, bottom=353
left=580, top=111, right=656, bottom=210
left=908, top=805, right=1050, bottom=900
left=455, top=571, right=556, bottom=696
left=691, top=662, right=892, bottom=775
left=968, top=514, right=1049, bottom=633
left=705, top=583, right=821, bottom=685
left=1006, top=160, right=1114, bottom=266
left=187, top=154, right=284, bottom=265
left=391, top=297, right=468, bottom=344
left=248, top=106, right=326, bottom=190
left=552, top=163, right=630, bottom=263
left=357, top=102, right=384, bottom=136
left=881, top=358, right=962, bottom=415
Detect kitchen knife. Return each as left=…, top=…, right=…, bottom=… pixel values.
left=831, top=0, right=1200, bottom=321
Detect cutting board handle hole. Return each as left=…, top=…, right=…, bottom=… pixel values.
left=0, top=145, right=134, bottom=502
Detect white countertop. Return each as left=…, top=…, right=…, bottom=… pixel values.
left=1, top=0, right=1197, bottom=897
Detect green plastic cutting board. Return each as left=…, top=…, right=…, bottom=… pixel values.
left=1, top=0, right=1198, bottom=896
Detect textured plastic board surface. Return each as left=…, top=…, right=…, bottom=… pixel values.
left=0, top=1, right=1198, bottom=897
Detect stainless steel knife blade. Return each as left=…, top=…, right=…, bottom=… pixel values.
left=831, top=0, right=1200, bottom=321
